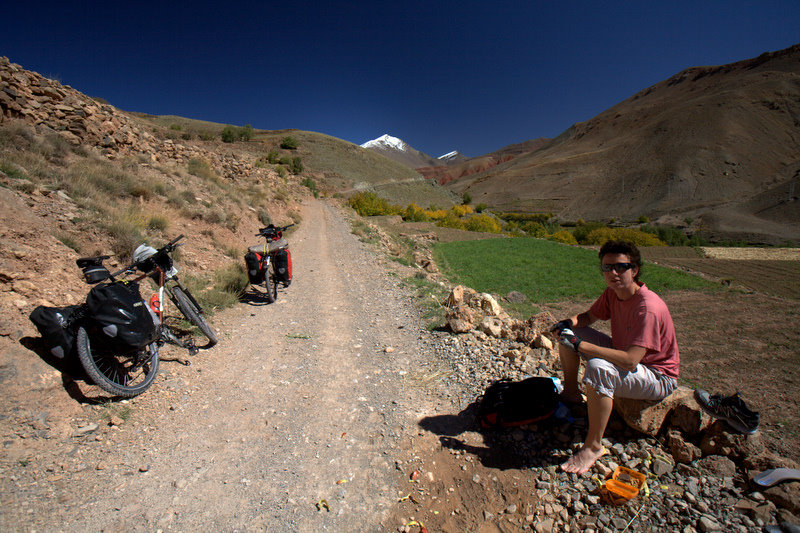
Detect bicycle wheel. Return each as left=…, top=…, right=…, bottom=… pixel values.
left=263, top=269, right=276, bottom=304
left=76, top=326, right=159, bottom=397
left=171, top=286, right=218, bottom=347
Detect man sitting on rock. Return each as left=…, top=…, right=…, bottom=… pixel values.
left=552, top=240, right=680, bottom=474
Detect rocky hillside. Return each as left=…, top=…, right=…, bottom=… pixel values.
left=0, top=57, right=307, bottom=339
left=0, top=56, right=453, bottom=344
left=447, top=44, right=800, bottom=244
left=417, top=138, right=551, bottom=186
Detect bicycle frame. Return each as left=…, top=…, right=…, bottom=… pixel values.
left=135, top=266, right=199, bottom=357
left=258, top=240, right=273, bottom=278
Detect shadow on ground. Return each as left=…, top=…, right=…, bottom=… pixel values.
left=419, top=401, right=580, bottom=471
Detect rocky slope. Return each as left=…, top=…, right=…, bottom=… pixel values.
left=417, top=138, right=551, bottom=186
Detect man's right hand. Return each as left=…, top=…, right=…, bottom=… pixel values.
left=550, top=319, right=573, bottom=335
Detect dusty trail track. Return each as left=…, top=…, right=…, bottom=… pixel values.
left=1, top=199, right=446, bottom=532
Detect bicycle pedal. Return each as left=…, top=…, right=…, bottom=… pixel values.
left=184, top=340, right=199, bottom=356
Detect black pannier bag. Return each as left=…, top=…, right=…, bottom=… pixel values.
left=244, top=251, right=265, bottom=284
left=273, top=248, right=292, bottom=285
left=477, top=376, right=559, bottom=429
left=85, top=282, right=156, bottom=348
left=29, top=305, right=81, bottom=359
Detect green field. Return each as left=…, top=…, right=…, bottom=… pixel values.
left=432, top=238, right=717, bottom=303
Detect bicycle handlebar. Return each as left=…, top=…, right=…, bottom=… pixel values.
left=256, top=224, right=294, bottom=237
left=82, top=236, right=187, bottom=281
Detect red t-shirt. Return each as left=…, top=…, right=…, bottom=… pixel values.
left=588, top=283, right=680, bottom=378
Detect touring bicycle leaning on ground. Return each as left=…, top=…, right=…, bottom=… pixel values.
left=29, top=235, right=217, bottom=398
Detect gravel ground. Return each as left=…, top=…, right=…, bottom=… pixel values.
left=2, top=200, right=798, bottom=532
left=0, top=199, right=458, bottom=531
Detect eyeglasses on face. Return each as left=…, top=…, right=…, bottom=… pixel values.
left=600, top=262, right=635, bottom=273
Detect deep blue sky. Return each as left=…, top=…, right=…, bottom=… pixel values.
left=2, top=1, right=799, bottom=157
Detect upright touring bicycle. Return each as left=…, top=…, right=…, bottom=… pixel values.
left=244, top=224, right=294, bottom=303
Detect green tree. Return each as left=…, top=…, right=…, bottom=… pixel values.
left=221, top=125, right=236, bottom=143
left=239, top=124, right=254, bottom=141
left=289, top=157, right=303, bottom=174
left=280, top=136, right=299, bottom=150
left=462, top=192, right=472, bottom=205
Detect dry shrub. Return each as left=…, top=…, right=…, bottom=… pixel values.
left=104, top=205, right=147, bottom=260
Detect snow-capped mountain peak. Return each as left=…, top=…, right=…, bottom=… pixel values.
left=360, top=134, right=409, bottom=152
left=360, top=133, right=444, bottom=169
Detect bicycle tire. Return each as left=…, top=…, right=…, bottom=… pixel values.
left=76, top=326, right=159, bottom=397
left=171, top=286, right=218, bottom=347
left=263, top=269, right=276, bottom=303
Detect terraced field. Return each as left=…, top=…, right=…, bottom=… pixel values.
left=642, top=247, right=800, bottom=299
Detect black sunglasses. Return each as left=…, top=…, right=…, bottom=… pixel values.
left=601, top=262, right=635, bottom=273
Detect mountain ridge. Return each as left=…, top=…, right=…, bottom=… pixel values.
left=444, top=43, right=800, bottom=244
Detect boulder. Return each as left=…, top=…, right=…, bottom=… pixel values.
left=445, top=285, right=476, bottom=308
left=506, top=291, right=526, bottom=303
left=666, top=428, right=703, bottom=464
left=764, top=484, right=800, bottom=519
left=699, top=421, right=765, bottom=459
left=613, top=386, right=707, bottom=437
left=525, top=311, right=558, bottom=334
left=533, top=334, right=553, bottom=350
left=743, top=452, right=799, bottom=473
left=670, top=398, right=712, bottom=436
left=479, top=317, right=503, bottom=338
left=734, top=498, right=777, bottom=523
left=696, top=455, right=737, bottom=476
left=474, top=292, right=502, bottom=316
left=446, top=305, right=473, bottom=334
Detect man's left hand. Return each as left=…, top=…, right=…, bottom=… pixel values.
left=559, top=328, right=583, bottom=353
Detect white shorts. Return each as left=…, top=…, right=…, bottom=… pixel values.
left=575, top=327, right=677, bottom=400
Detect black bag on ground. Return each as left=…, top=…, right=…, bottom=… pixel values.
left=273, top=248, right=292, bottom=285
left=29, top=305, right=82, bottom=359
left=477, top=376, right=559, bottom=429
left=85, top=282, right=156, bottom=348
left=244, top=251, right=265, bottom=284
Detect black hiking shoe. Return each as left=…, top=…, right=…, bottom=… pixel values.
left=694, top=389, right=760, bottom=434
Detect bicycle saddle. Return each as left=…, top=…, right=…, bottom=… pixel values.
left=76, top=255, right=110, bottom=268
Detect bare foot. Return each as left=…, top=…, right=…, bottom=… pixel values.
left=560, top=446, right=605, bottom=474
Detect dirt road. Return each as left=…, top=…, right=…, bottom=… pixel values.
left=1, top=199, right=448, bottom=531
